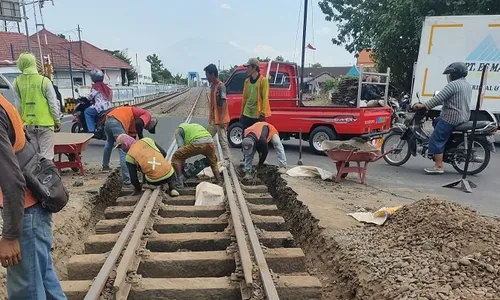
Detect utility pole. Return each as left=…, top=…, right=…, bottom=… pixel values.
left=218, top=60, right=220, bottom=70
left=21, top=0, right=31, bottom=51
left=77, top=24, right=83, bottom=65
left=298, top=0, right=308, bottom=106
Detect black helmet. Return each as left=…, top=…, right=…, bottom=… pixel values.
left=443, top=62, right=468, bottom=81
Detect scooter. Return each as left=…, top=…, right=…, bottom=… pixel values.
left=381, top=92, right=497, bottom=175
left=388, top=97, right=407, bottom=126
left=70, top=88, right=113, bottom=140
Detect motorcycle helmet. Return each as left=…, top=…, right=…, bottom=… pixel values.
left=90, top=69, right=105, bottom=83
left=443, top=62, right=468, bottom=82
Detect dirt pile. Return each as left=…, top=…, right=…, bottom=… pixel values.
left=330, top=77, right=358, bottom=107
left=337, top=198, right=500, bottom=300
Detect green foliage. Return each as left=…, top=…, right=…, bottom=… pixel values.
left=322, top=77, right=340, bottom=93
left=146, top=54, right=173, bottom=83
left=57, top=34, right=66, bottom=40
left=318, top=0, right=500, bottom=90
left=219, top=65, right=237, bottom=82
left=257, top=57, right=271, bottom=62
left=104, top=49, right=137, bottom=85
left=275, top=55, right=285, bottom=62
left=311, top=63, right=322, bottom=68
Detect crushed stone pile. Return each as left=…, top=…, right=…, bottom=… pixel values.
left=337, top=198, right=500, bottom=300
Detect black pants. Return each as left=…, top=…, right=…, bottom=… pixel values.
left=144, top=175, right=176, bottom=191
left=241, top=115, right=259, bottom=130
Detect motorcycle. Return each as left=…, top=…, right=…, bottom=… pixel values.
left=399, top=93, right=411, bottom=111
left=388, top=97, right=407, bottom=126
left=70, top=88, right=113, bottom=140
left=381, top=93, right=497, bottom=175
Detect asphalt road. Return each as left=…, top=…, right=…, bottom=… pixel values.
left=61, top=115, right=500, bottom=218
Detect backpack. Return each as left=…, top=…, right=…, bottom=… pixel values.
left=14, top=131, right=69, bottom=213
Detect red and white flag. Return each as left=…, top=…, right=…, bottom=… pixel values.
left=306, top=43, right=316, bottom=50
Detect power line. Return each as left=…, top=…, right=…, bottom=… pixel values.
left=293, top=0, right=303, bottom=63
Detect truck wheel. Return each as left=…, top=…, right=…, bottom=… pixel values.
left=309, top=126, right=336, bottom=155
left=228, top=122, right=244, bottom=148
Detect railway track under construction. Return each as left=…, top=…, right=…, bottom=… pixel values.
left=60, top=87, right=322, bottom=300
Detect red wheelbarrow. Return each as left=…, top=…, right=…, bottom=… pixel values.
left=324, top=148, right=393, bottom=184
left=53, top=132, right=94, bottom=175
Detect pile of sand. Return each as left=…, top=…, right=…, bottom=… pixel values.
left=338, top=198, right=500, bottom=300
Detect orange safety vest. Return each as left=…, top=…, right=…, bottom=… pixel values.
left=127, top=139, right=173, bottom=181
left=208, top=80, right=230, bottom=125
left=243, top=76, right=272, bottom=118
left=0, top=95, right=37, bottom=209
left=107, top=106, right=135, bottom=134
left=244, top=122, right=278, bottom=143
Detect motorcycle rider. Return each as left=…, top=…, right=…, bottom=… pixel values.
left=84, top=69, right=113, bottom=133
left=413, top=62, right=471, bottom=174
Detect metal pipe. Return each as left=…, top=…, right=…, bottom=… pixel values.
left=298, top=0, right=308, bottom=107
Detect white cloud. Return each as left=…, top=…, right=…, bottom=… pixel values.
left=318, top=26, right=330, bottom=36
left=228, top=41, right=295, bottom=60
left=220, top=3, right=231, bottom=9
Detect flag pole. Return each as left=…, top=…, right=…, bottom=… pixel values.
left=298, top=0, right=308, bottom=107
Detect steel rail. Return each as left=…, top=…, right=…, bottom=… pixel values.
left=229, top=164, right=280, bottom=300
left=215, top=137, right=254, bottom=297
left=83, top=189, right=152, bottom=300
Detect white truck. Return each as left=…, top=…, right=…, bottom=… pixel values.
left=413, top=15, right=500, bottom=140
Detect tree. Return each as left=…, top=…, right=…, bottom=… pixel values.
left=57, top=34, right=66, bottom=40
left=257, top=56, right=271, bottom=62
left=318, top=0, right=500, bottom=90
left=104, top=49, right=137, bottom=85
left=311, top=63, right=322, bottom=68
left=146, top=54, right=173, bottom=83
left=322, top=77, right=339, bottom=93
left=219, top=65, right=237, bottom=82
left=275, top=55, right=285, bottom=62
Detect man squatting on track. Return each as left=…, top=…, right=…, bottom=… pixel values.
left=114, top=134, right=180, bottom=197
left=172, top=123, right=221, bottom=187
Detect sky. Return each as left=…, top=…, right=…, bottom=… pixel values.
left=20, top=0, right=355, bottom=76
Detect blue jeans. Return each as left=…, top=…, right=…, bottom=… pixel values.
left=429, top=118, right=455, bottom=155
left=243, top=134, right=287, bottom=173
left=5, top=205, right=66, bottom=300
left=84, top=107, right=98, bottom=132
left=103, top=118, right=131, bottom=184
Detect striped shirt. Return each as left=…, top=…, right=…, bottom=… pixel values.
left=424, top=78, right=471, bottom=125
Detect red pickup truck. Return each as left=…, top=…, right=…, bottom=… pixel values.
left=225, top=61, right=392, bottom=154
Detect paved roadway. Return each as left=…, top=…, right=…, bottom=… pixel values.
left=61, top=115, right=500, bottom=218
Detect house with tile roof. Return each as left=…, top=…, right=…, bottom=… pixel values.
left=0, top=29, right=132, bottom=88
left=299, top=66, right=351, bottom=94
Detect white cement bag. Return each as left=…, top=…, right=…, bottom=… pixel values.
left=197, top=162, right=226, bottom=178
left=195, top=182, right=224, bottom=206
left=286, top=166, right=334, bottom=181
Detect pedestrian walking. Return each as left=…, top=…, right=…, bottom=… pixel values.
left=13, top=52, right=61, bottom=160
left=204, top=63, right=231, bottom=165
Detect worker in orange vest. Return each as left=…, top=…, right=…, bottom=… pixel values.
left=241, top=121, right=287, bottom=180
left=114, top=134, right=179, bottom=197
left=204, top=63, right=231, bottom=165
left=0, top=94, right=66, bottom=299
left=104, top=106, right=158, bottom=187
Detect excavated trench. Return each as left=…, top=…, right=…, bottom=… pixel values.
left=256, top=166, right=360, bottom=300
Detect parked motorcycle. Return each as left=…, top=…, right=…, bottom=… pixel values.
left=381, top=93, right=497, bottom=175
left=388, top=97, right=407, bottom=126
left=70, top=88, right=113, bottom=140
left=399, top=93, right=411, bottom=111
